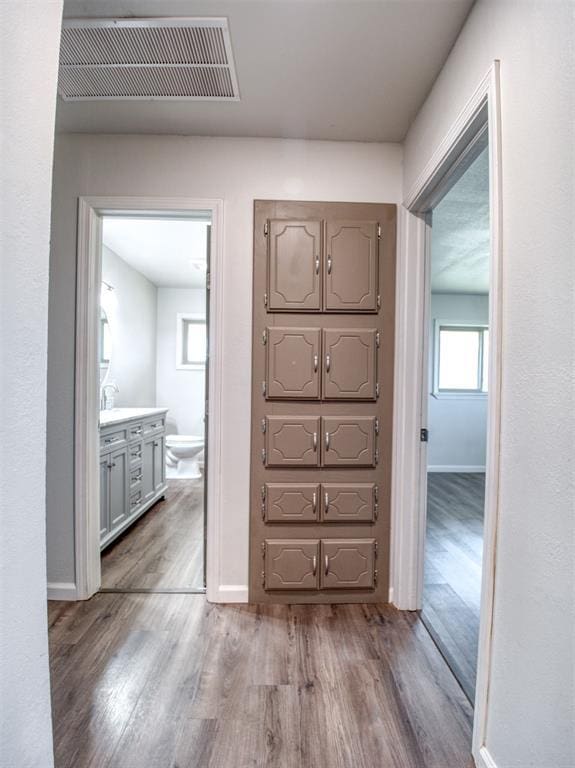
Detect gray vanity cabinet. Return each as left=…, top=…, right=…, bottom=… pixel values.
left=100, top=409, right=168, bottom=549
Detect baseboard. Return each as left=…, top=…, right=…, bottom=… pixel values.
left=474, top=746, right=498, bottom=768
left=428, top=465, right=486, bottom=473
left=210, top=584, right=249, bottom=604
left=47, top=581, right=79, bottom=601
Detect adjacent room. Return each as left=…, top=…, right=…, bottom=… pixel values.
left=98, top=216, right=209, bottom=591
left=422, top=146, right=490, bottom=701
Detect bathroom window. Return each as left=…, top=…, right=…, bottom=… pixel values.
left=177, top=314, right=206, bottom=369
left=433, top=323, right=489, bottom=396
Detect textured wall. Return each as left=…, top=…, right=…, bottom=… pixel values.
left=0, top=2, right=62, bottom=766
left=404, top=1, right=575, bottom=765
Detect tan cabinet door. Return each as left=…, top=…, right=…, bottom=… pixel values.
left=265, top=416, right=320, bottom=467
left=322, top=483, right=376, bottom=523
left=267, top=220, right=322, bottom=311
left=322, top=328, right=377, bottom=400
left=266, top=327, right=321, bottom=399
left=322, top=416, right=376, bottom=467
left=325, top=220, right=378, bottom=311
left=264, top=539, right=319, bottom=590
left=264, top=483, right=320, bottom=523
left=321, top=539, right=375, bottom=589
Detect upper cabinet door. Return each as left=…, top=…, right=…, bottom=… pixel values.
left=268, top=219, right=322, bottom=311
left=266, top=327, right=321, bottom=399
left=265, top=416, right=320, bottom=467
left=325, top=220, right=378, bottom=312
left=322, top=328, right=377, bottom=400
left=322, top=416, right=376, bottom=467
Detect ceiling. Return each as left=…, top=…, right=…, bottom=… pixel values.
left=102, top=217, right=209, bottom=288
left=58, top=0, right=474, bottom=141
left=431, top=146, right=490, bottom=294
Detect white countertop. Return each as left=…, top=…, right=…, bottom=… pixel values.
left=99, top=407, right=168, bottom=427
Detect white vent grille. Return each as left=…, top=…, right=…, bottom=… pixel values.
left=58, top=18, right=240, bottom=101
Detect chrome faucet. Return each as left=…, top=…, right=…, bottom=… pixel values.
left=101, top=383, right=119, bottom=410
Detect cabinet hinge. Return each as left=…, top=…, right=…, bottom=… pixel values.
left=261, top=541, right=266, bottom=557
left=205, top=400, right=209, bottom=418
left=261, top=448, right=267, bottom=465
left=260, top=485, right=266, bottom=520
left=374, top=568, right=378, bottom=586
left=261, top=380, right=267, bottom=397
left=262, top=328, right=267, bottom=345
left=374, top=541, right=378, bottom=559
left=377, top=294, right=381, bottom=309
left=206, top=270, right=211, bottom=291
left=263, top=292, right=268, bottom=307
left=264, top=221, right=269, bottom=236
left=261, top=418, right=266, bottom=434
left=375, top=382, right=380, bottom=398
left=374, top=417, right=380, bottom=435
left=420, top=428, right=429, bottom=443
left=374, top=448, right=379, bottom=466
left=375, top=331, right=380, bottom=348
left=377, top=223, right=381, bottom=239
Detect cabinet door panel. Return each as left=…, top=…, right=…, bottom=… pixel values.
left=153, top=436, right=165, bottom=491
left=268, top=220, right=321, bottom=311
left=322, top=483, right=376, bottom=523
left=323, top=328, right=377, bottom=400
left=325, top=220, right=378, bottom=311
left=321, top=539, right=375, bottom=589
left=142, top=438, right=155, bottom=502
left=265, top=416, right=320, bottom=467
left=100, top=456, right=110, bottom=539
left=265, top=539, right=319, bottom=590
left=266, top=327, right=320, bottom=399
left=109, top=447, right=128, bottom=529
left=265, top=483, right=319, bottom=523
left=322, top=416, right=376, bottom=467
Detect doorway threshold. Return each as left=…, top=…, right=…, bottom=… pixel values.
left=99, top=587, right=206, bottom=595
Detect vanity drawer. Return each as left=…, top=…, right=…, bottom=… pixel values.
left=100, top=428, right=127, bottom=452
left=143, top=416, right=165, bottom=436
left=130, top=466, right=143, bottom=492
left=129, top=489, right=142, bottom=514
left=128, top=441, right=143, bottom=468
left=128, top=422, right=144, bottom=442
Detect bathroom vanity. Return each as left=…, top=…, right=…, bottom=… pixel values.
left=99, top=408, right=168, bottom=549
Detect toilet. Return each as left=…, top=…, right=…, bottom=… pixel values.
left=165, top=435, right=204, bottom=479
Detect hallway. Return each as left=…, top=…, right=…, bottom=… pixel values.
left=48, top=595, right=473, bottom=768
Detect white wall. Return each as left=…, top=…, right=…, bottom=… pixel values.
left=156, top=288, right=206, bottom=436
left=1, top=2, right=62, bottom=766
left=404, top=1, right=574, bottom=766
left=46, top=135, right=402, bottom=591
left=428, top=293, right=488, bottom=471
left=101, top=244, right=157, bottom=407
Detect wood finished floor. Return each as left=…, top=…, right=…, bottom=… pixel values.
left=101, top=479, right=204, bottom=591
left=422, top=472, right=485, bottom=702
left=48, top=595, right=474, bottom=768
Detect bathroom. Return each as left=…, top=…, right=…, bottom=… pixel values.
left=98, top=215, right=209, bottom=591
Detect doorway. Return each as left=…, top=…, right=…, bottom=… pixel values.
left=97, top=215, right=210, bottom=592
left=420, top=147, right=490, bottom=701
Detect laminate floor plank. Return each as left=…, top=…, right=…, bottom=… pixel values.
left=49, top=596, right=474, bottom=768
left=422, top=472, right=485, bottom=702
left=101, top=478, right=204, bottom=591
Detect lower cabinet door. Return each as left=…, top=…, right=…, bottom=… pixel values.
left=109, top=447, right=128, bottom=529
left=322, top=416, right=376, bottom=467
left=264, top=483, right=320, bottom=523
left=322, top=483, right=376, bottom=523
left=142, top=437, right=156, bottom=502
left=321, top=539, right=375, bottom=590
left=153, top=436, right=165, bottom=491
left=99, top=455, right=110, bottom=539
left=265, top=416, right=320, bottom=467
left=264, top=539, right=319, bottom=590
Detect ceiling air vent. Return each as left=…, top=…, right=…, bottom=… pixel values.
left=58, top=18, right=240, bottom=101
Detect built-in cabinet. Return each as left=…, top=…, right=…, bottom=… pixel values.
left=250, top=200, right=396, bottom=604
left=99, top=409, right=168, bottom=549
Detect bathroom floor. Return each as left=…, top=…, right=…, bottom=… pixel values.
left=100, top=479, right=204, bottom=591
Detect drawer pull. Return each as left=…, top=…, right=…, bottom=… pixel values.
left=313, top=354, right=318, bottom=373
left=104, top=437, right=120, bottom=444
left=324, top=555, right=330, bottom=576
left=325, top=354, right=331, bottom=373
left=324, top=491, right=329, bottom=514
left=132, top=474, right=142, bottom=483
left=312, top=555, right=317, bottom=577
left=312, top=432, right=317, bottom=452
left=315, top=256, right=320, bottom=275
left=312, top=492, right=317, bottom=514
left=325, top=431, right=330, bottom=451
left=327, top=255, right=332, bottom=275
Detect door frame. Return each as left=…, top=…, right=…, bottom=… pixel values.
left=73, top=196, right=224, bottom=602
left=390, top=62, right=502, bottom=766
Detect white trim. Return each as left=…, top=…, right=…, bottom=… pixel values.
left=476, top=747, right=499, bottom=768
left=391, top=62, right=503, bottom=766
left=428, top=465, right=486, bottom=473
left=73, top=196, right=225, bottom=604
left=47, top=582, right=79, bottom=601
left=214, top=585, right=249, bottom=603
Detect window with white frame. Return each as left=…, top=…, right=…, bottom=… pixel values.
left=176, top=313, right=207, bottom=369
left=434, top=323, right=489, bottom=395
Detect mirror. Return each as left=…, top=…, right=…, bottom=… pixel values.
left=99, top=282, right=116, bottom=390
